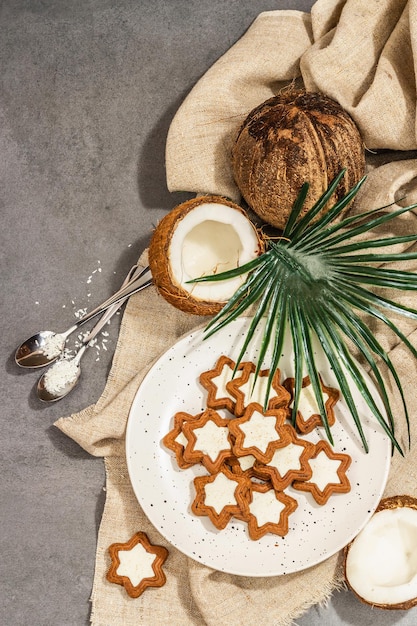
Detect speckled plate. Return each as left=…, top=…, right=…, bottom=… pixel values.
left=125, top=317, right=391, bottom=577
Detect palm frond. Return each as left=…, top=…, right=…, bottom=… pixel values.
left=317, top=310, right=403, bottom=454
left=299, top=194, right=410, bottom=251
left=297, top=306, right=334, bottom=444
left=322, top=233, right=417, bottom=255
left=308, top=307, right=370, bottom=452
left=265, top=289, right=288, bottom=406
left=334, top=265, right=417, bottom=290
left=282, top=182, right=309, bottom=236
left=203, top=262, right=272, bottom=336
left=232, top=269, right=280, bottom=370
left=321, top=295, right=404, bottom=438
left=291, top=173, right=367, bottom=242
left=329, top=250, right=417, bottom=263
left=187, top=171, right=417, bottom=452
left=312, top=203, right=417, bottom=252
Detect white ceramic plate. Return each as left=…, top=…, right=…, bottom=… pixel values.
left=126, top=317, right=391, bottom=577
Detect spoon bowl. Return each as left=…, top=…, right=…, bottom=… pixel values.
left=37, top=359, right=81, bottom=402
left=15, top=330, right=66, bottom=368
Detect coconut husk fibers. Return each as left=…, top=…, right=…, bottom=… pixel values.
left=232, top=90, right=365, bottom=229
left=56, top=3, right=417, bottom=625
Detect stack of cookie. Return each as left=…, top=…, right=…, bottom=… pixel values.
left=162, top=355, right=351, bottom=541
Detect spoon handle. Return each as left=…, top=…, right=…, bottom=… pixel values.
left=68, top=265, right=153, bottom=333
left=79, top=264, right=141, bottom=346
left=74, top=306, right=117, bottom=365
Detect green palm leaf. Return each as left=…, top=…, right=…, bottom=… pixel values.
left=291, top=172, right=366, bottom=241
left=312, top=203, right=417, bottom=252
left=324, top=233, right=417, bottom=255
left=320, top=297, right=400, bottom=433
left=188, top=171, right=417, bottom=453
left=308, top=307, right=370, bottom=452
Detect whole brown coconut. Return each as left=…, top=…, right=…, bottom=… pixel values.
left=148, top=195, right=263, bottom=316
left=232, top=90, right=366, bottom=230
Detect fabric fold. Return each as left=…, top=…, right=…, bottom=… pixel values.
left=166, top=0, right=417, bottom=200
left=165, top=10, right=313, bottom=201
left=302, top=0, right=416, bottom=149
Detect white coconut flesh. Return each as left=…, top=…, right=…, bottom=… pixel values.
left=345, top=507, right=417, bottom=606
left=168, top=202, right=260, bottom=302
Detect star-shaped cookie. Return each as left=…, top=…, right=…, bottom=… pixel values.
left=254, top=423, right=314, bottom=490
left=191, top=465, right=250, bottom=530
left=228, top=402, right=289, bottom=463
left=283, top=375, right=339, bottom=434
left=227, top=363, right=291, bottom=417
left=244, top=481, right=298, bottom=540
left=292, top=439, right=351, bottom=505
left=162, top=410, right=200, bottom=469
left=106, top=532, right=168, bottom=598
left=199, top=355, right=251, bottom=414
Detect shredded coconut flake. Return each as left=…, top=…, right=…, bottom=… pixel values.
left=42, top=333, right=65, bottom=359
left=43, top=359, right=79, bottom=394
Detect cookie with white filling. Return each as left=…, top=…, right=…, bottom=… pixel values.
left=106, top=532, right=168, bottom=598
left=283, top=375, right=339, bottom=434
left=191, top=465, right=250, bottom=530
left=228, top=402, right=289, bottom=463
left=182, top=408, right=233, bottom=474
left=227, top=363, right=291, bottom=417
left=292, top=439, right=351, bottom=505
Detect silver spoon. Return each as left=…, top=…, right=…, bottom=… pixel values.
left=36, top=266, right=138, bottom=402
left=15, top=265, right=152, bottom=368
left=37, top=308, right=114, bottom=402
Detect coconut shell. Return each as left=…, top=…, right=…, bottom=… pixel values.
left=344, top=494, right=417, bottom=610
left=148, top=195, right=263, bottom=316
left=232, top=90, right=366, bottom=230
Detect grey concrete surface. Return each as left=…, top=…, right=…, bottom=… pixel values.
left=2, top=1, right=417, bottom=624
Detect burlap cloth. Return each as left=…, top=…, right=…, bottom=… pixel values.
left=55, top=1, right=417, bottom=624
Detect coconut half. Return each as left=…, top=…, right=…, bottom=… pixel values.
left=148, top=195, right=263, bottom=315
left=344, top=495, right=417, bottom=610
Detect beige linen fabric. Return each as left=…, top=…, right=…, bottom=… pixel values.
left=166, top=0, right=417, bottom=200
left=55, top=2, right=417, bottom=625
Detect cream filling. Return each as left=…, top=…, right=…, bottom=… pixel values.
left=237, top=454, right=257, bottom=472
left=239, top=410, right=279, bottom=453
left=249, top=490, right=285, bottom=527
left=267, top=442, right=304, bottom=475
left=238, top=372, right=276, bottom=405
left=309, top=451, right=342, bottom=491
left=175, top=431, right=188, bottom=447
left=204, top=473, right=237, bottom=513
left=291, top=385, right=329, bottom=416
left=117, top=543, right=156, bottom=587
left=211, top=364, right=235, bottom=401
left=194, top=420, right=230, bottom=461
